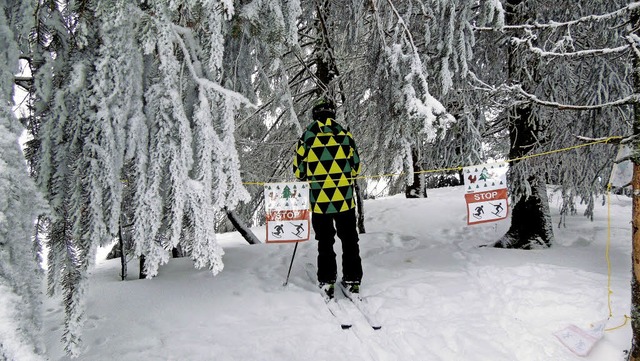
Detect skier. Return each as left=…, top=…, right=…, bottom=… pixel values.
left=292, top=223, right=305, bottom=237
left=491, top=202, right=504, bottom=216
left=473, top=205, right=484, bottom=219
left=293, top=98, right=362, bottom=299
left=272, top=224, right=284, bottom=238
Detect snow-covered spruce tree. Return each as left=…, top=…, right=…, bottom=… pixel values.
left=338, top=1, right=455, bottom=196
left=90, top=0, right=146, bottom=277
left=469, top=1, right=633, bottom=249
left=27, top=0, right=254, bottom=356
left=524, top=2, right=632, bottom=225
left=391, top=0, right=493, bottom=194
left=130, top=0, right=252, bottom=276
left=217, top=0, right=303, bottom=240
left=386, top=1, right=509, bottom=195
left=262, top=0, right=461, bottom=200
left=230, top=0, right=460, bottom=215
left=223, top=0, right=482, bottom=224
left=488, top=1, right=632, bottom=248
left=32, top=0, right=107, bottom=356
left=0, top=0, right=46, bottom=359
left=493, top=0, right=555, bottom=248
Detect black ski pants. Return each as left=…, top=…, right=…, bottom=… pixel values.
left=312, top=208, right=362, bottom=285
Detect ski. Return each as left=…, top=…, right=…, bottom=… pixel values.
left=304, top=263, right=352, bottom=329
left=338, top=282, right=382, bottom=330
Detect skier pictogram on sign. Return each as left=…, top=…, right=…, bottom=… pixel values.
left=264, top=182, right=311, bottom=243
left=463, top=162, right=509, bottom=225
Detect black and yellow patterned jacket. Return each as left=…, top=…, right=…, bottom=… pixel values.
left=293, top=117, right=361, bottom=214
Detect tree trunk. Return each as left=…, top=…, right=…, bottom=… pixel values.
left=631, top=162, right=640, bottom=361
left=118, top=221, right=127, bottom=280
left=225, top=208, right=261, bottom=245
left=139, top=255, right=147, bottom=279
left=314, top=0, right=337, bottom=93
left=405, top=147, right=426, bottom=198
left=312, top=0, right=367, bottom=234
left=495, top=176, right=553, bottom=249
left=494, top=0, right=554, bottom=249
left=495, top=106, right=554, bottom=248
left=628, top=7, right=640, bottom=360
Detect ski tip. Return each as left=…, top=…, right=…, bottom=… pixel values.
left=372, top=325, right=382, bottom=330
left=341, top=325, right=352, bottom=330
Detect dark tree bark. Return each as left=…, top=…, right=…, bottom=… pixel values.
left=118, top=222, right=127, bottom=280
left=314, top=0, right=338, bottom=94
left=139, top=255, right=147, bottom=279
left=495, top=176, right=553, bottom=249
left=628, top=7, right=640, bottom=361
left=405, top=147, right=426, bottom=198
left=494, top=106, right=554, bottom=249
left=225, top=208, right=261, bottom=244
left=493, top=0, right=554, bottom=249
left=312, top=0, right=367, bottom=234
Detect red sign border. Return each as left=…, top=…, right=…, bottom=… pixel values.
left=465, top=189, right=509, bottom=225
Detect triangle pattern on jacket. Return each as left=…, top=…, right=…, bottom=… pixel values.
left=293, top=117, right=361, bottom=214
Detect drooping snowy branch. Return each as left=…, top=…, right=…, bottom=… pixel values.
left=171, top=23, right=257, bottom=108
left=518, top=37, right=630, bottom=58
left=514, top=86, right=639, bottom=110
left=467, top=71, right=638, bottom=110
left=475, top=2, right=639, bottom=31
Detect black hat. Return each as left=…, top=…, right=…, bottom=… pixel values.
left=312, top=98, right=336, bottom=119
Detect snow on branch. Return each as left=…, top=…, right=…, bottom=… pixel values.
left=629, top=33, right=640, bottom=58
left=135, top=6, right=256, bottom=108
left=171, top=24, right=257, bottom=108
left=467, top=71, right=638, bottom=110
left=514, top=85, right=639, bottom=110
left=475, top=3, right=638, bottom=58
left=574, top=135, right=627, bottom=145
left=474, top=2, right=639, bottom=31
left=381, top=0, right=449, bottom=120
left=516, top=34, right=630, bottom=58
left=384, top=0, right=420, bottom=61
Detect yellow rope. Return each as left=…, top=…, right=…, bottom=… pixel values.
left=606, top=183, right=613, bottom=319
left=604, top=182, right=631, bottom=332
left=507, top=137, right=622, bottom=164
left=242, top=136, right=623, bottom=185
left=606, top=315, right=631, bottom=332
left=244, top=135, right=630, bottom=330
left=243, top=181, right=269, bottom=186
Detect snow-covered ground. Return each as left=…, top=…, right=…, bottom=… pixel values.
left=42, top=185, right=632, bottom=360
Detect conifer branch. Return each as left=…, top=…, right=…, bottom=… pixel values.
left=514, top=86, right=639, bottom=110
left=474, top=2, right=639, bottom=31
left=171, top=24, right=257, bottom=108
left=467, top=71, right=639, bottom=110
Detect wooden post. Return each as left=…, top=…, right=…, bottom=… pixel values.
left=631, top=163, right=640, bottom=361
left=629, top=7, right=640, bottom=360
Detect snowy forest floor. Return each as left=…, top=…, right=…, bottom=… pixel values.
left=42, top=185, right=632, bottom=361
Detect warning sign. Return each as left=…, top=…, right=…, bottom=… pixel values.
left=464, top=189, right=509, bottom=225
left=264, top=182, right=310, bottom=243
left=463, top=163, right=509, bottom=225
